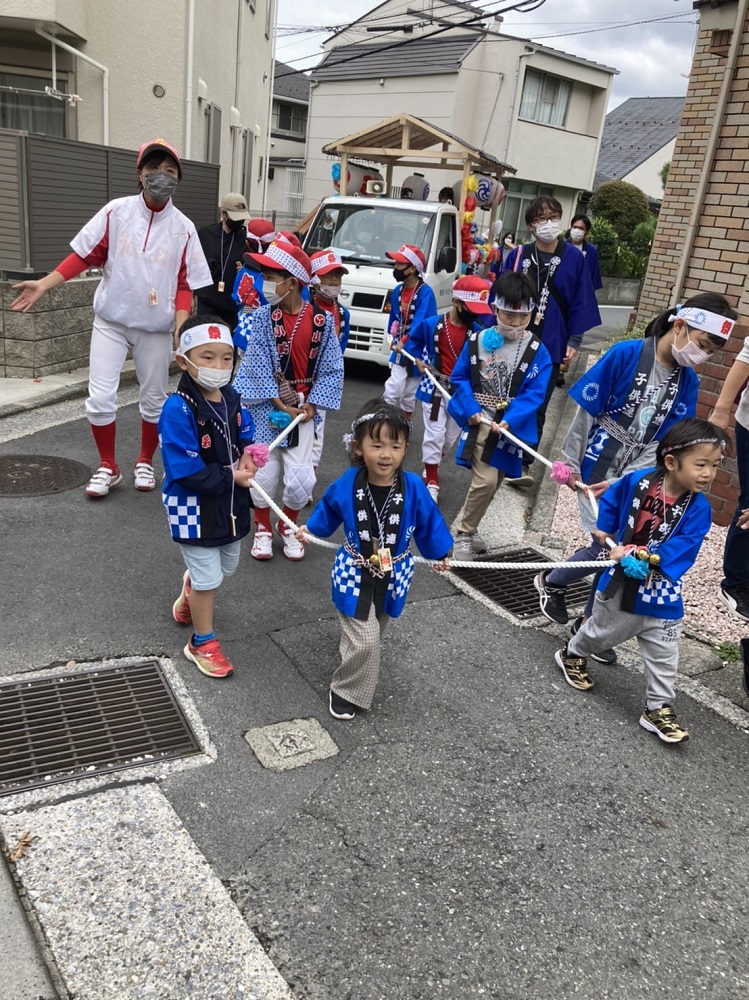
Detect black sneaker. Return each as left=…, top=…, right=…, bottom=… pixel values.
left=570, top=616, right=617, bottom=664
left=329, top=689, right=358, bottom=720
left=719, top=585, right=749, bottom=622
left=534, top=571, right=569, bottom=624
left=741, top=638, right=749, bottom=697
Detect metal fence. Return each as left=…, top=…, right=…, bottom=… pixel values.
left=0, top=129, right=220, bottom=276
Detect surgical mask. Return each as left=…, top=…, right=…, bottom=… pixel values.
left=393, top=267, right=410, bottom=282
left=317, top=283, right=342, bottom=301
left=186, top=358, right=233, bottom=390
left=569, top=227, right=586, bottom=243
left=496, top=320, right=529, bottom=341
left=671, top=330, right=710, bottom=369
left=143, top=172, right=177, bottom=202
left=263, top=280, right=289, bottom=305
left=533, top=220, right=561, bottom=243
left=225, top=217, right=245, bottom=233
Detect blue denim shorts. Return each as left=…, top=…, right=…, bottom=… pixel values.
left=177, top=540, right=241, bottom=591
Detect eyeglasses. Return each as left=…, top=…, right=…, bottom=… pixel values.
left=532, top=213, right=561, bottom=224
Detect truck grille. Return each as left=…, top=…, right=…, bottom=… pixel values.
left=351, top=292, right=387, bottom=310
left=348, top=326, right=385, bottom=352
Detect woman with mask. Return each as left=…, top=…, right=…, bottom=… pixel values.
left=10, top=138, right=211, bottom=498
left=566, top=214, right=602, bottom=291
left=194, top=192, right=250, bottom=329
left=446, top=272, right=553, bottom=560
left=534, top=292, right=737, bottom=660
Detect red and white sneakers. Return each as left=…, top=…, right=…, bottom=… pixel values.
left=85, top=466, right=123, bottom=498
left=183, top=638, right=235, bottom=678
left=276, top=519, right=305, bottom=561
left=134, top=462, right=156, bottom=491
left=251, top=529, right=274, bottom=560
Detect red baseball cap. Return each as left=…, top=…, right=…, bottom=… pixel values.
left=246, top=218, right=276, bottom=243
left=310, top=250, right=349, bottom=278
left=137, top=138, right=182, bottom=179
left=452, top=275, right=493, bottom=315
left=248, top=241, right=312, bottom=284
left=275, top=231, right=303, bottom=249
left=386, top=244, right=426, bottom=273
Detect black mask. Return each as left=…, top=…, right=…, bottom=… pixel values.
left=225, top=217, right=245, bottom=233
left=456, top=307, right=473, bottom=327
left=393, top=267, right=410, bottom=282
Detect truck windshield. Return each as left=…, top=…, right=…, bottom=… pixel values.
left=306, top=204, right=436, bottom=265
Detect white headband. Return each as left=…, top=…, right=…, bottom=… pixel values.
left=669, top=307, right=735, bottom=340
left=494, top=296, right=535, bottom=314
left=178, top=322, right=233, bottom=355
left=453, top=288, right=491, bottom=306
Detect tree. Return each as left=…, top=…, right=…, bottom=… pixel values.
left=659, top=161, right=670, bottom=190
left=589, top=180, right=651, bottom=240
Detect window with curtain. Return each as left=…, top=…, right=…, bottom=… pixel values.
left=519, top=69, right=571, bottom=128
left=0, top=72, right=67, bottom=136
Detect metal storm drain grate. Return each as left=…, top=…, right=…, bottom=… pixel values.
left=0, top=455, right=92, bottom=497
left=0, top=660, right=201, bottom=796
left=452, top=547, right=596, bottom=620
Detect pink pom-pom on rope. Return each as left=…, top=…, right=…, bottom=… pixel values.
left=550, top=461, right=574, bottom=485
left=245, top=443, right=270, bottom=468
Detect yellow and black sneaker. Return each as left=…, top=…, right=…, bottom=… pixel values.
left=639, top=705, right=689, bottom=744
left=554, top=645, right=594, bottom=691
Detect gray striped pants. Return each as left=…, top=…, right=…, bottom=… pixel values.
left=333, top=605, right=390, bottom=710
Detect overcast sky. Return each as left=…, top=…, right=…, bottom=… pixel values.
left=275, top=0, right=699, bottom=110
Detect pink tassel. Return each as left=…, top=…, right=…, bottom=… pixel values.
left=245, top=443, right=270, bottom=468
left=550, top=461, right=574, bottom=485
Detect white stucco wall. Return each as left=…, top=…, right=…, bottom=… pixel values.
left=622, top=139, right=675, bottom=201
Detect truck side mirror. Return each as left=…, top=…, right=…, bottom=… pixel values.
left=437, top=245, right=457, bottom=273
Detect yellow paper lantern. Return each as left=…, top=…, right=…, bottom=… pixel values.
left=466, top=175, right=479, bottom=193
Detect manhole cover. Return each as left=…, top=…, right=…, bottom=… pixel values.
left=452, top=547, right=598, bottom=620
left=245, top=718, right=339, bottom=772
left=0, top=659, right=201, bottom=796
left=0, top=455, right=92, bottom=497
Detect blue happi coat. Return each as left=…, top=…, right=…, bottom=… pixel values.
left=596, top=468, right=712, bottom=620
left=447, top=331, right=553, bottom=477
left=404, top=314, right=484, bottom=405
left=232, top=302, right=344, bottom=445
left=568, top=339, right=698, bottom=483
left=388, top=281, right=438, bottom=365
left=501, top=242, right=601, bottom=363
left=305, top=467, right=454, bottom=619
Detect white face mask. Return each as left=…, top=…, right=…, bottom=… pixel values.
left=569, top=227, right=586, bottom=243
left=263, top=279, right=289, bottom=306
left=494, top=313, right=530, bottom=341
left=671, top=330, right=710, bottom=369
left=317, top=283, right=342, bottom=301
left=186, top=358, right=233, bottom=390
left=533, top=220, right=562, bottom=243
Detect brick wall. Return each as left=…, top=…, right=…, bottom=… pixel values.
left=638, top=8, right=749, bottom=526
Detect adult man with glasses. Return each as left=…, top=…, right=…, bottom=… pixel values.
left=500, top=195, right=600, bottom=487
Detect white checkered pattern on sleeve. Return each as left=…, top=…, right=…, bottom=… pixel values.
left=388, top=553, right=415, bottom=600
left=163, top=494, right=201, bottom=540
left=332, top=549, right=361, bottom=598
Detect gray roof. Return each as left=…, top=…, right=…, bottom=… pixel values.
left=311, top=34, right=481, bottom=82
left=273, top=61, right=311, bottom=103
left=594, top=96, right=684, bottom=187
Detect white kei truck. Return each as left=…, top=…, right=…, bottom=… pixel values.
left=303, top=196, right=461, bottom=366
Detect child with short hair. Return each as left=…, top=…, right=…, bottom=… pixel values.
left=381, top=244, right=437, bottom=417
left=408, top=275, right=495, bottom=502
left=309, top=250, right=351, bottom=472
left=555, top=417, right=727, bottom=744
left=232, top=241, right=344, bottom=561
left=159, top=316, right=257, bottom=678
left=299, top=399, right=453, bottom=720
left=447, top=271, right=552, bottom=559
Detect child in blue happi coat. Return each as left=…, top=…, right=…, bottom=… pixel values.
left=555, top=417, right=727, bottom=744
left=448, top=271, right=552, bottom=560
left=299, top=399, right=453, bottom=721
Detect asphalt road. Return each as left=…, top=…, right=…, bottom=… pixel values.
left=1, top=355, right=748, bottom=999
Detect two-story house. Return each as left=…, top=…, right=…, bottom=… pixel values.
left=266, top=60, right=310, bottom=228
left=303, top=0, right=617, bottom=238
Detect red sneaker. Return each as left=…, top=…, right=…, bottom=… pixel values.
left=183, top=638, right=235, bottom=678
left=172, top=570, right=192, bottom=625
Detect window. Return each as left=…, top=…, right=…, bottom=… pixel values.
left=501, top=180, right=555, bottom=243
left=0, top=71, right=68, bottom=137
left=284, top=167, right=305, bottom=220
left=205, top=103, right=222, bottom=164
left=519, top=69, right=571, bottom=128
left=271, top=101, right=307, bottom=138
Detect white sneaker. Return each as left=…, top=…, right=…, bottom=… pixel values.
left=134, top=462, right=156, bottom=491
left=452, top=534, right=474, bottom=561
left=85, top=466, right=123, bottom=498
left=277, top=520, right=305, bottom=561
left=426, top=481, right=440, bottom=503
left=251, top=530, right=273, bottom=560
